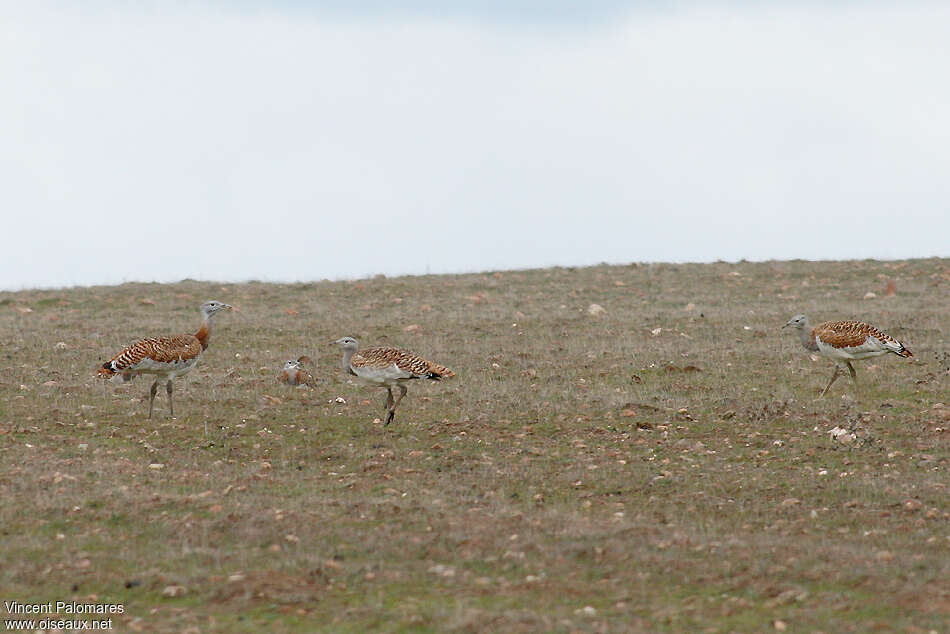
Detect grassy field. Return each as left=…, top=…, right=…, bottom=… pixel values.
left=1, top=258, right=948, bottom=632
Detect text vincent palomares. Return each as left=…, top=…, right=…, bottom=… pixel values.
left=4, top=600, right=124, bottom=615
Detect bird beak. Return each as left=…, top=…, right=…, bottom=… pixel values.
left=226, top=304, right=240, bottom=312
left=781, top=323, right=789, bottom=329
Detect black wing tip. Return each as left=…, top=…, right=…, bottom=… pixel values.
left=102, top=362, right=112, bottom=370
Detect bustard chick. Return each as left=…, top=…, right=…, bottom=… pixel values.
left=278, top=359, right=315, bottom=387
left=97, top=300, right=234, bottom=418
left=783, top=314, right=913, bottom=397
left=331, top=337, right=455, bottom=425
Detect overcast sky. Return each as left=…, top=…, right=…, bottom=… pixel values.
left=3, top=1, right=949, bottom=290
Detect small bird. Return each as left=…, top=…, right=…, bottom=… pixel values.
left=97, top=300, right=234, bottom=418
left=783, top=314, right=913, bottom=397
left=331, top=337, right=455, bottom=425
left=277, top=358, right=315, bottom=387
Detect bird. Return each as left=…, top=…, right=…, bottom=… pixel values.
left=97, top=300, right=234, bottom=418
left=331, top=337, right=455, bottom=425
left=277, top=358, right=315, bottom=387
left=783, top=314, right=913, bottom=397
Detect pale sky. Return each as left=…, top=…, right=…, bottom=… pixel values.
left=3, top=1, right=949, bottom=290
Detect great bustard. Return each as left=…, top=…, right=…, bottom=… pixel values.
left=783, top=314, right=913, bottom=397
left=97, top=300, right=234, bottom=418
left=277, top=358, right=315, bottom=387
left=331, top=337, right=455, bottom=425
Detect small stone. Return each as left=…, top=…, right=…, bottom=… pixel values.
left=149, top=463, right=165, bottom=470
left=829, top=427, right=856, bottom=442
left=427, top=564, right=455, bottom=578
left=587, top=303, right=606, bottom=316
left=162, top=585, right=186, bottom=597
left=903, top=499, right=923, bottom=512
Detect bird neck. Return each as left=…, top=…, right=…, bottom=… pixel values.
left=798, top=321, right=818, bottom=352
left=195, top=317, right=214, bottom=350
left=341, top=346, right=357, bottom=373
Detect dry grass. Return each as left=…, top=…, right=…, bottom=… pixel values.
left=1, top=259, right=949, bottom=632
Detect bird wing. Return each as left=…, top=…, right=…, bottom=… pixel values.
left=352, top=347, right=455, bottom=380
left=104, top=334, right=203, bottom=372
left=813, top=320, right=911, bottom=357
left=295, top=369, right=315, bottom=386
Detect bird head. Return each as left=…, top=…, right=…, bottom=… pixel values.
left=331, top=336, right=359, bottom=351
left=200, top=300, right=234, bottom=319
left=282, top=359, right=301, bottom=370
left=783, top=314, right=808, bottom=330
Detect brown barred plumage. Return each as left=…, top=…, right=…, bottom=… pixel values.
left=97, top=300, right=233, bottom=418
left=99, top=335, right=202, bottom=374
left=812, top=320, right=913, bottom=357
left=351, top=346, right=456, bottom=380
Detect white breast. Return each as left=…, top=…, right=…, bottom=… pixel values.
left=352, top=363, right=412, bottom=385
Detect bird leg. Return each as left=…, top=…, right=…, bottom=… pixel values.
left=148, top=380, right=159, bottom=419
left=166, top=380, right=174, bottom=418
left=386, top=384, right=408, bottom=426
left=819, top=365, right=842, bottom=398
left=845, top=361, right=860, bottom=396
left=384, top=387, right=394, bottom=410
left=846, top=361, right=857, bottom=384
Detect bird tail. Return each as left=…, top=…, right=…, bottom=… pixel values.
left=895, top=345, right=913, bottom=358
left=426, top=363, right=456, bottom=380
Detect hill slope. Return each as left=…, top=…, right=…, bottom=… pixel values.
left=1, top=259, right=948, bottom=631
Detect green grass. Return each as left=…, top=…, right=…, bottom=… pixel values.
left=1, top=259, right=948, bottom=632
